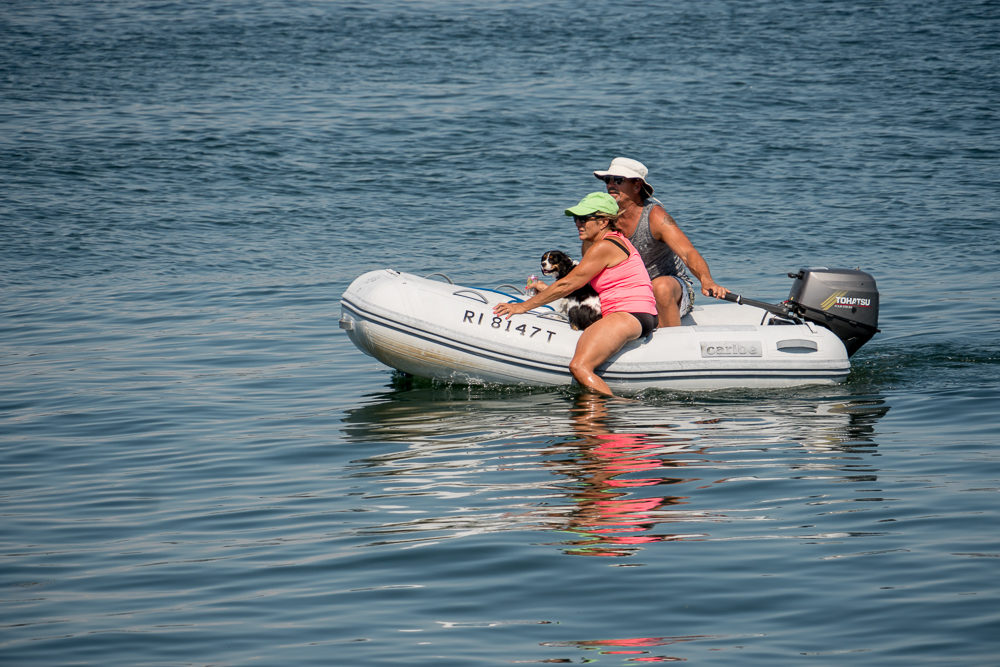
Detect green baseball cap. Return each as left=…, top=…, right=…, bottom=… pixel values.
left=565, top=192, right=619, bottom=217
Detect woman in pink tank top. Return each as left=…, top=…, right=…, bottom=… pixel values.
left=494, top=193, right=656, bottom=397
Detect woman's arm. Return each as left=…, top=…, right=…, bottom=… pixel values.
left=494, top=242, right=615, bottom=318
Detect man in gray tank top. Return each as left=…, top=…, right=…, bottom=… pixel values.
left=588, top=157, right=729, bottom=328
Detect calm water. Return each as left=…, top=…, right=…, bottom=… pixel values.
left=2, top=1, right=999, bottom=664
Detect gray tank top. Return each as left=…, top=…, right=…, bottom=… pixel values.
left=630, top=199, right=695, bottom=301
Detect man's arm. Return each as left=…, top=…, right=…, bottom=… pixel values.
left=649, top=207, right=728, bottom=298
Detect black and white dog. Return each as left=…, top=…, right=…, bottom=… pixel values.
left=540, top=250, right=602, bottom=330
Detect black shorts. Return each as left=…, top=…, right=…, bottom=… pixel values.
left=630, top=312, right=658, bottom=338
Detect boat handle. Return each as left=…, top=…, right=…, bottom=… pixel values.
left=776, top=339, right=818, bottom=352
left=425, top=272, right=455, bottom=284
left=453, top=289, right=488, bottom=303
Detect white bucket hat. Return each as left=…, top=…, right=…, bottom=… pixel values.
left=594, top=157, right=654, bottom=197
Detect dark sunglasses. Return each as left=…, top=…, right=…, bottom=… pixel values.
left=601, top=175, right=627, bottom=185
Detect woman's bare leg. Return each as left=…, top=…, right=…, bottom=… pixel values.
left=568, top=312, right=642, bottom=396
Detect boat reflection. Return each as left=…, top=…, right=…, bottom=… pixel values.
left=339, top=385, right=890, bottom=556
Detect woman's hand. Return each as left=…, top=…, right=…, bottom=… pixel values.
left=493, top=301, right=529, bottom=319
left=528, top=279, right=548, bottom=293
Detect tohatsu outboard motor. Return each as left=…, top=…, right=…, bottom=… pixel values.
left=724, top=267, right=880, bottom=357
left=784, top=268, right=880, bottom=356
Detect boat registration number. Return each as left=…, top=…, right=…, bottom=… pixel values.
left=463, top=310, right=558, bottom=343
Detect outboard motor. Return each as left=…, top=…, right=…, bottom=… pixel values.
left=724, top=267, right=880, bottom=357
left=784, top=268, right=879, bottom=357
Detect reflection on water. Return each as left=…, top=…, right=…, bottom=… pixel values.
left=341, top=385, right=890, bottom=557
left=542, top=633, right=721, bottom=663
left=547, top=394, right=701, bottom=557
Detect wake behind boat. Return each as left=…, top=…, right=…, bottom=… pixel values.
left=339, top=267, right=879, bottom=392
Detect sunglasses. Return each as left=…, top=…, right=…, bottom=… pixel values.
left=574, top=214, right=602, bottom=224
left=601, top=175, right=628, bottom=185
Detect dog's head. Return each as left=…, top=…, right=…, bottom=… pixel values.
left=540, top=250, right=576, bottom=279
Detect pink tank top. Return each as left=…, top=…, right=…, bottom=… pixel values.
left=589, top=231, right=656, bottom=316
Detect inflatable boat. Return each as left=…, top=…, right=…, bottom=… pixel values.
left=339, top=267, right=879, bottom=392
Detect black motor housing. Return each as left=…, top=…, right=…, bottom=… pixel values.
left=785, top=268, right=880, bottom=357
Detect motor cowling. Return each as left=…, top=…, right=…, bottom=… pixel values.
left=785, top=268, right=880, bottom=357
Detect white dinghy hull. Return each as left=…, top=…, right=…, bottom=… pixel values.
left=340, top=269, right=854, bottom=391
